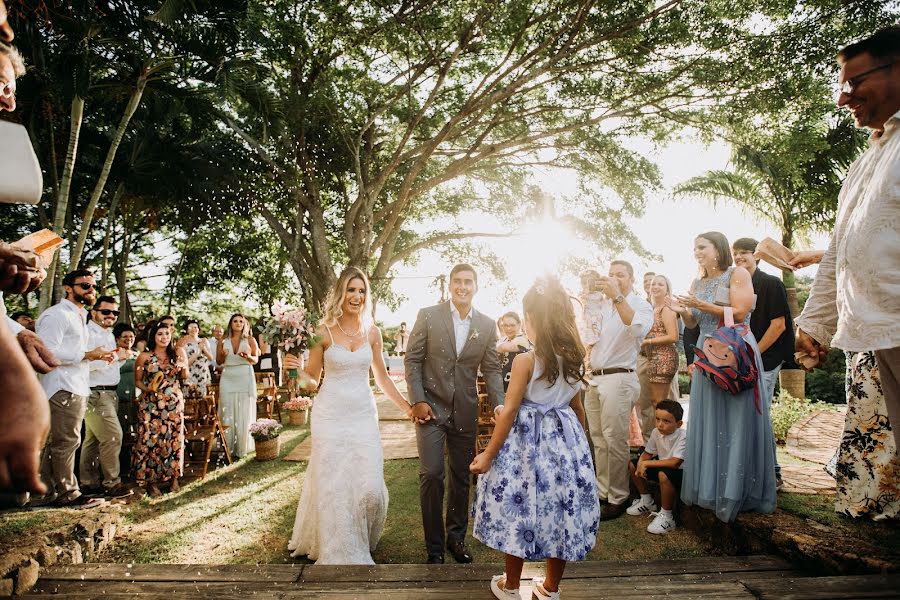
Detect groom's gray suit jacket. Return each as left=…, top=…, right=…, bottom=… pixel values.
left=405, top=301, right=504, bottom=431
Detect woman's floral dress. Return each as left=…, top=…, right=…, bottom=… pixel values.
left=132, top=353, right=185, bottom=483
left=184, top=339, right=212, bottom=399
left=835, top=351, right=899, bottom=520
left=472, top=356, right=599, bottom=561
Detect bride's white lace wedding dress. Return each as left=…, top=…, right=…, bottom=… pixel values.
left=287, top=332, right=388, bottom=564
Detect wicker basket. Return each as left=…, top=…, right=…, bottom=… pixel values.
left=254, top=437, right=280, bottom=461
left=288, top=409, right=309, bottom=426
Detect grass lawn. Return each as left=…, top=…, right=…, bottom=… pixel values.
left=97, top=423, right=717, bottom=565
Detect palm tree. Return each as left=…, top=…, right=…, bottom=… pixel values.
left=674, top=113, right=866, bottom=316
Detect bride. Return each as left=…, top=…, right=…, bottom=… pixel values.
left=285, top=267, right=413, bottom=564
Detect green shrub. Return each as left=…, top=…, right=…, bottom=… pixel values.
left=804, top=348, right=847, bottom=404
left=770, top=389, right=838, bottom=444
left=678, top=373, right=691, bottom=397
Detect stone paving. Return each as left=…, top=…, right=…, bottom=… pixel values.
left=781, top=409, right=846, bottom=495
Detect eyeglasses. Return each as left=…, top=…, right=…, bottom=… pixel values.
left=96, top=309, right=120, bottom=317
left=74, top=282, right=96, bottom=290
left=836, top=61, right=894, bottom=97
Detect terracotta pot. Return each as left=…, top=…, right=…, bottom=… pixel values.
left=254, top=437, right=280, bottom=461
left=288, top=409, right=309, bottom=426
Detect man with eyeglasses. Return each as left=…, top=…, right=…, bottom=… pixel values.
left=80, top=296, right=131, bottom=499
left=796, top=25, right=900, bottom=447
left=34, top=270, right=115, bottom=508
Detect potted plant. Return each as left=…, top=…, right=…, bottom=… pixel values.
left=250, top=418, right=283, bottom=461
left=283, top=396, right=313, bottom=426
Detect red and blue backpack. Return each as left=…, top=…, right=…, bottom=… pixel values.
left=692, top=307, right=762, bottom=413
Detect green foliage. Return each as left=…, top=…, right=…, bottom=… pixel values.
left=806, top=348, right=847, bottom=405
left=678, top=372, right=691, bottom=397
left=770, top=389, right=839, bottom=444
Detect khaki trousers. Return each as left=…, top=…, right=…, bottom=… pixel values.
left=636, top=354, right=681, bottom=444
left=39, top=390, right=88, bottom=501
left=875, top=347, right=900, bottom=448
left=584, top=372, right=640, bottom=505
left=80, top=389, right=123, bottom=488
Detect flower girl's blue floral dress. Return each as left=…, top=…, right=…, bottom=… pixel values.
left=472, top=355, right=600, bottom=560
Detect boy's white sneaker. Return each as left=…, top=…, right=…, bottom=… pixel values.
left=626, top=497, right=657, bottom=516
left=532, top=576, right=561, bottom=599
left=490, top=574, right=519, bottom=599
left=647, top=511, right=677, bottom=535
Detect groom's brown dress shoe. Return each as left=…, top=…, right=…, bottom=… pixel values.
left=600, top=501, right=627, bottom=520
left=426, top=553, right=444, bottom=564
left=447, top=539, right=473, bottom=563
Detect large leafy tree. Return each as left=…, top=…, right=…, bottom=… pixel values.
left=199, top=0, right=893, bottom=307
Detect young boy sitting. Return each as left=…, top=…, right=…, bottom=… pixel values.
left=626, top=399, right=686, bottom=534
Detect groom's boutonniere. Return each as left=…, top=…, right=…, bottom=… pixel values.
left=469, top=329, right=480, bottom=342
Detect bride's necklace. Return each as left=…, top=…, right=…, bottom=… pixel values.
left=337, top=319, right=364, bottom=338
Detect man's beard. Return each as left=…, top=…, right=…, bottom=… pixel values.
left=73, top=291, right=94, bottom=306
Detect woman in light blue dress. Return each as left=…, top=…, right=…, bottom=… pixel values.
left=217, top=313, right=259, bottom=458
left=668, top=232, right=777, bottom=522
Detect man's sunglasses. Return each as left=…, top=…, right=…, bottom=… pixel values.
left=73, top=282, right=96, bottom=290
left=96, top=309, right=120, bottom=317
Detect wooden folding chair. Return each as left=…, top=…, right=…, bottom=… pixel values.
left=184, top=383, right=232, bottom=479
left=256, top=373, right=277, bottom=419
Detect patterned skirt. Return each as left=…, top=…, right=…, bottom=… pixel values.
left=472, top=405, right=600, bottom=561
left=835, top=351, right=900, bottom=520
left=132, top=390, right=185, bottom=483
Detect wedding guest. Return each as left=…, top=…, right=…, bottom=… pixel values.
left=471, top=277, right=598, bottom=600
left=33, top=270, right=113, bottom=508
left=217, top=313, right=259, bottom=457
left=80, top=296, right=130, bottom=499
left=134, top=319, right=157, bottom=353
left=636, top=275, right=679, bottom=441
left=113, top=323, right=138, bottom=470
left=796, top=27, right=900, bottom=448
left=133, top=322, right=187, bottom=497
left=668, top=232, right=776, bottom=522
left=177, top=320, right=213, bottom=398
left=576, top=269, right=604, bottom=352
left=583, top=260, right=652, bottom=520
left=11, top=311, right=33, bottom=330
left=626, top=400, right=686, bottom=535
left=733, top=237, right=795, bottom=490
left=642, top=272, right=655, bottom=302
left=208, top=325, right=224, bottom=373
left=158, top=315, right=177, bottom=342
left=496, top=311, right=530, bottom=391
left=394, top=322, right=409, bottom=356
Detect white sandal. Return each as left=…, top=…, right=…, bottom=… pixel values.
left=532, top=576, right=561, bottom=600
left=491, top=574, right=520, bottom=599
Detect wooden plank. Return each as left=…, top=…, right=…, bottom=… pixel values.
left=36, top=563, right=302, bottom=583
left=298, top=555, right=793, bottom=583
left=745, top=574, right=900, bottom=599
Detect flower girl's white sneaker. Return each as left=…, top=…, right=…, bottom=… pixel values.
left=626, top=496, right=657, bottom=516
left=532, top=576, right=561, bottom=600
left=490, top=574, right=519, bottom=599
left=647, top=511, right=677, bottom=535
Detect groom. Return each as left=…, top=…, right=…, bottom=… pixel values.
left=405, top=263, right=504, bottom=564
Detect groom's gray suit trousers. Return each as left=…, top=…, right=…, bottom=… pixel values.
left=416, top=420, right=476, bottom=555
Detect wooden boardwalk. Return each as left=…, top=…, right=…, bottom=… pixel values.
left=24, top=555, right=900, bottom=599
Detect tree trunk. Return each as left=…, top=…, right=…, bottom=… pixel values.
left=100, top=184, right=124, bottom=291
left=166, top=232, right=192, bottom=314
left=780, top=227, right=799, bottom=318
left=69, top=77, right=147, bottom=270
left=40, top=94, right=85, bottom=312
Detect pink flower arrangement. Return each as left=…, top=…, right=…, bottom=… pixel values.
left=249, top=418, right=283, bottom=442
left=261, top=301, right=319, bottom=355
left=282, top=396, right=313, bottom=412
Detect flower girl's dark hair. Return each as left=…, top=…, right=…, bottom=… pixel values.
left=522, top=277, right=585, bottom=386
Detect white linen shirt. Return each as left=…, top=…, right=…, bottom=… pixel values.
left=589, top=292, right=653, bottom=372
left=796, top=110, right=900, bottom=352
left=36, top=299, right=91, bottom=398
left=645, top=426, right=687, bottom=467
left=87, top=320, right=120, bottom=387
left=450, top=302, right=473, bottom=356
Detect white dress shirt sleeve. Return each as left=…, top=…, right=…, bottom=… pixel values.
left=795, top=233, right=839, bottom=347
left=6, top=316, right=24, bottom=335
left=626, top=296, right=653, bottom=340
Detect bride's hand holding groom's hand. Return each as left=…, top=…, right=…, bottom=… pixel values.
left=410, top=402, right=434, bottom=425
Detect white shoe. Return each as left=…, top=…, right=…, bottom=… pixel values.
left=490, top=574, right=519, bottom=599
left=532, top=577, right=560, bottom=599
left=647, top=511, right=676, bottom=535
left=626, top=497, right=657, bottom=516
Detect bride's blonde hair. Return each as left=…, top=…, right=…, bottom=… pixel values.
left=321, top=267, right=373, bottom=329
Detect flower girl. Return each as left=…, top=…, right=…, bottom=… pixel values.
left=470, top=277, right=600, bottom=600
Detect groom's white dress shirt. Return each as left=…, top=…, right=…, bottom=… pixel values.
left=450, top=303, right=473, bottom=355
